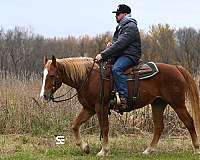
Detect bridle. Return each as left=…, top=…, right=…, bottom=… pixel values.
left=50, top=59, right=96, bottom=103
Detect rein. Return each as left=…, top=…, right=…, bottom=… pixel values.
left=51, top=87, right=76, bottom=102
left=99, top=60, right=105, bottom=140
left=51, top=59, right=96, bottom=103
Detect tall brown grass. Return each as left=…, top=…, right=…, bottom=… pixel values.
left=0, top=73, right=196, bottom=138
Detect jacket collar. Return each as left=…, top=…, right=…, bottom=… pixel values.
left=117, top=15, right=137, bottom=30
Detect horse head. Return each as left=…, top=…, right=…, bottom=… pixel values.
left=40, top=55, right=62, bottom=102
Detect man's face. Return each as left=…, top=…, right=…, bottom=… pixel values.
left=115, top=13, right=126, bottom=23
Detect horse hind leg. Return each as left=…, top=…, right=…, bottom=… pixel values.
left=172, top=103, right=200, bottom=153
left=143, top=98, right=167, bottom=155
left=71, top=108, right=95, bottom=154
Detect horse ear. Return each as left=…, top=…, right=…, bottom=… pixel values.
left=44, top=55, right=48, bottom=66
left=52, top=55, right=57, bottom=67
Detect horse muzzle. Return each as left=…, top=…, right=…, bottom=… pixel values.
left=40, top=91, right=53, bottom=102
left=43, top=94, right=51, bottom=102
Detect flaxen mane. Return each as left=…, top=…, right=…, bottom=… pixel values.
left=57, top=57, right=98, bottom=83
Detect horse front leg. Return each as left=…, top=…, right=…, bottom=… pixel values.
left=71, top=108, right=95, bottom=154
left=95, top=103, right=110, bottom=156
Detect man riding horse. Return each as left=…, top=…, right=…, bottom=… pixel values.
left=95, top=4, right=141, bottom=112
left=40, top=4, right=200, bottom=157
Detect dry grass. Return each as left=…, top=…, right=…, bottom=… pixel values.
left=0, top=74, right=78, bottom=135
left=0, top=74, right=200, bottom=159
left=0, top=74, right=197, bottom=138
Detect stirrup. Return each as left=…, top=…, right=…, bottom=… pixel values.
left=115, top=92, right=121, bottom=105
left=114, top=96, right=129, bottom=114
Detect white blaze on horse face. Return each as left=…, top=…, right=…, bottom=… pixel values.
left=40, top=68, right=48, bottom=97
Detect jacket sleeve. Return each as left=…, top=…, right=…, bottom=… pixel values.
left=101, top=23, right=137, bottom=59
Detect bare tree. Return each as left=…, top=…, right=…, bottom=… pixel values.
left=176, top=27, right=200, bottom=75
left=0, top=26, right=199, bottom=79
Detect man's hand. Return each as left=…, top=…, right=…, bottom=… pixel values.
left=106, top=42, right=112, bottom=48
left=95, top=54, right=102, bottom=62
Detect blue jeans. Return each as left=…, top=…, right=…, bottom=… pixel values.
left=112, top=56, right=137, bottom=100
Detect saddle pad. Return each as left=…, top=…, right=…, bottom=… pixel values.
left=126, top=62, right=159, bottom=80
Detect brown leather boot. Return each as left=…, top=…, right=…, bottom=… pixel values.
left=114, top=97, right=128, bottom=114
left=119, top=97, right=128, bottom=111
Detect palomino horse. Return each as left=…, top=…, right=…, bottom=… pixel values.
left=40, top=55, right=200, bottom=156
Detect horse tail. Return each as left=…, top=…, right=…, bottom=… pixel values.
left=176, top=65, right=200, bottom=136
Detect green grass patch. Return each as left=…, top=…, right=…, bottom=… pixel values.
left=0, top=134, right=199, bottom=160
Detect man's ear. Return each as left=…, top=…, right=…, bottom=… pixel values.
left=52, top=55, right=57, bottom=67
left=44, top=55, right=48, bottom=66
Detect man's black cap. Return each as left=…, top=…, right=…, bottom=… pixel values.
left=112, top=4, right=131, bottom=14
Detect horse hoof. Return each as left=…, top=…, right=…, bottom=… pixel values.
left=83, top=143, right=90, bottom=154
left=143, top=147, right=155, bottom=155
left=194, top=148, right=200, bottom=154
left=97, top=149, right=109, bottom=156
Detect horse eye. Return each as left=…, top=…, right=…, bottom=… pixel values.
left=49, top=75, right=55, bottom=78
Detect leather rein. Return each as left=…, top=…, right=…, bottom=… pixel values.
left=51, top=59, right=96, bottom=103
